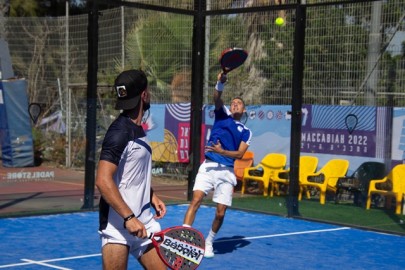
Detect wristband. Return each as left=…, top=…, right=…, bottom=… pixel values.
left=215, top=81, right=225, bottom=92
left=123, top=213, right=135, bottom=229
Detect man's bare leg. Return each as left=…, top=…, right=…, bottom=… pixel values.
left=102, top=243, right=129, bottom=270
left=183, top=190, right=205, bottom=226
left=138, top=245, right=166, bottom=270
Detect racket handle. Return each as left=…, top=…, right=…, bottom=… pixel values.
left=219, top=72, right=227, bottom=82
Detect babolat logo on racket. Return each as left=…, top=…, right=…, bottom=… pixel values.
left=161, top=236, right=204, bottom=264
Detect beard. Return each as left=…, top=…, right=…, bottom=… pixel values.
left=143, top=102, right=150, bottom=112
left=232, top=111, right=243, bottom=121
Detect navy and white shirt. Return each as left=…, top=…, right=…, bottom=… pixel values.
left=205, top=105, right=252, bottom=167
left=98, top=114, right=153, bottom=232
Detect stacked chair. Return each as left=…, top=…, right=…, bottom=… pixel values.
left=241, top=153, right=287, bottom=196
left=270, top=156, right=319, bottom=198
left=335, top=162, right=386, bottom=206
left=299, top=159, right=349, bottom=204
left=366, top=164, right=405, bottom=214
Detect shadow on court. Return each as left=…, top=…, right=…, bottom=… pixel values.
left=214, top=235, right=251, bottom=255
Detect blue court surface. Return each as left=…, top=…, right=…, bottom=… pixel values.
left=0, top=204, right=404, bottom=270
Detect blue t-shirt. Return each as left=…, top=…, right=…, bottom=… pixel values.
left=205, top=106, right=252, bottom=167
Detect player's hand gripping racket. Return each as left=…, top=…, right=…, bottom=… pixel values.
left=149, top=226, right=205, bottom=270
left=219, top=47, right=248, bottom=74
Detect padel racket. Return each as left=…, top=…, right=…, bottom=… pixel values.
left=28, top=103, right=42, bottom=124
left=219, top=47, right=248, bottom=74
left=150, top=226, right=205, bottom=270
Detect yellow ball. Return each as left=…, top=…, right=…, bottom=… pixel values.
left=275, top=17, right=285, bottom=26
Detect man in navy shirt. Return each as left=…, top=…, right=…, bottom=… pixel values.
left=96, top=69, right=167, bottom=270
left=183, top=71, right=252, bottom=258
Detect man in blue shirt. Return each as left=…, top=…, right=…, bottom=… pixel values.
left=183, top=71, right=252, bottom=258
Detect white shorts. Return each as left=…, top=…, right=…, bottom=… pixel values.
left=193, top=160, right=236, bottom=206
left=100, top=218, right=161, bottom=259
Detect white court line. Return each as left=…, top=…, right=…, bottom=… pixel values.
left=0, top=253, right=100, bottom=269
left=215, top=227, right=351, bottom=243
left=0, top=227, right=350, bottom=268
left=21, top=259, right=72, bottom=270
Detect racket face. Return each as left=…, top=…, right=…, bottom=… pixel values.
left=28, top=103, right=42, bottom=124
left=220, top=48, right=248, bottom=73
left=151, top=226, right=205, bottom=270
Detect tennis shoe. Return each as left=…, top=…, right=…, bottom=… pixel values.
left=204, top=242, right=214, bottom=258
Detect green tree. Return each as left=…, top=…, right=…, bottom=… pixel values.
left=9, top=0, right=40, bottom=16
left=119, top=12, right=194, bottom=102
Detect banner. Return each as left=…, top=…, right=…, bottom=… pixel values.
left=301, top=105, right=377, bottom=157
left=148, top=103, right=398, bottom=173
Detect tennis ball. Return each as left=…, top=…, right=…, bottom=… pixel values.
left=275, top=17, right=285, bottom=26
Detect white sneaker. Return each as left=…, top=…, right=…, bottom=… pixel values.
left=204, top=242, right=214, bottom=258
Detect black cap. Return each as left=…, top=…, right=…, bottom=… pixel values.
left=114, top=69, right=147, bottom=110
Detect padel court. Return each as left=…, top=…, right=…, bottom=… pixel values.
left=0, top=204, right=404, bottom=270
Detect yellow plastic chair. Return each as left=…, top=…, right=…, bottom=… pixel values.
left=366, top=164, right=405, bottom=214
left=241, top=153, right=287, bottom=196
left=271, top=156, right=318, bottom=197
left=299, top=159, right=349, bottom=204
left=234, top=151, right=255, bottom=183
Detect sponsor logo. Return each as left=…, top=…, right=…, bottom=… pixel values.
left=4, top=171, right=55, bottom=182
left=161, top=236, right=204, bottom=264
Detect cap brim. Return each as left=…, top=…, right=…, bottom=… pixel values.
left=115, top=95, right=141, bottom=110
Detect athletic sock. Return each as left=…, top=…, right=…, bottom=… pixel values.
left=205, top=229, right=216, bottom=244
left=182, top=224, right=191, bottom=227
